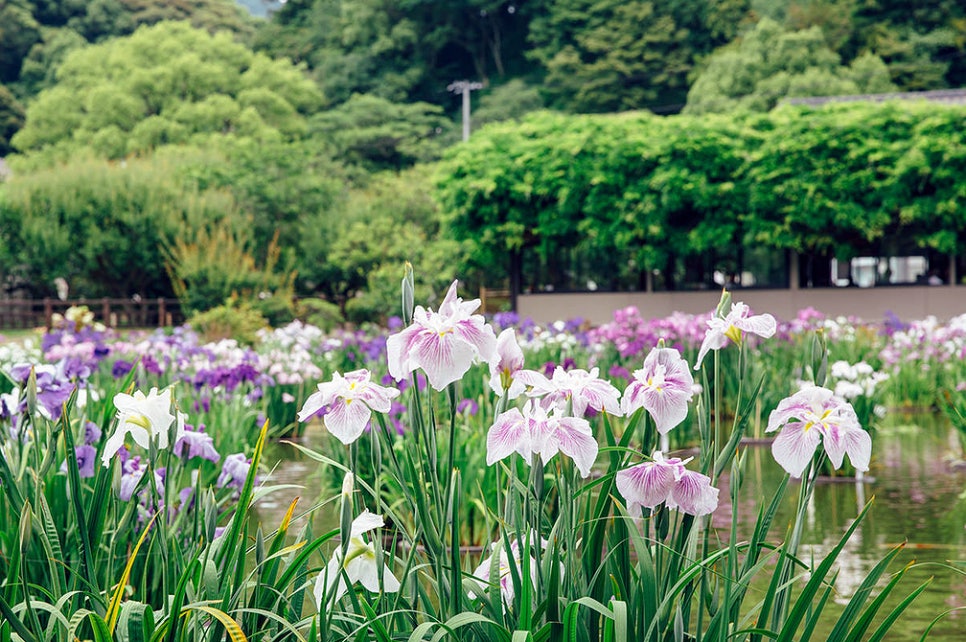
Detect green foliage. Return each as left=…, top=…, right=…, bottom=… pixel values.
left=187, top=298, right=269, bottom=343
left=436, top=102, right=966, bottom=289
left=0, top=84, right=25, bottom=155
left=309, top=93, right=451, bottom=172
left=163, top=224, right=296, bottom=317
left=296, top=166, right=460, bottom=321
left=11, top=21, right=324, bottom=163
left=295, top=297, right=344, bottom=331
left=684, top=17, right=895, bottom=115
left=0, top=152, right=236, bottom=298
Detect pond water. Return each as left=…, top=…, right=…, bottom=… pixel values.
left=255, top=416, right=966, bottom=639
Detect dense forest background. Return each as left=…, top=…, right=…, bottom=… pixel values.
left=1, top=0, right=964, bottom=324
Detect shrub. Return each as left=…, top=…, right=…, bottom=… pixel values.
left=187, top=299, right=268, bottom=345
left=295, top=297, right=344, bottom=331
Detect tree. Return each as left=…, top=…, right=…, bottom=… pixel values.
left=0, top=84, right=25, bottom=155
left=528, top=0, right=694, bottom=113
left=0, top=1, right=42, bottom=84
left=309, top=93, right=451, bottom=173
left=10, top=21, right=324, bottom=163
left=684, top=18, right=895, bottom=114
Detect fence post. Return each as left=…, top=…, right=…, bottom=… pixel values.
left=102, top=297, right=111, bottom=327
left=43, top=298, right=53, bottom=328
left=158, top=298, right=165, bottom=327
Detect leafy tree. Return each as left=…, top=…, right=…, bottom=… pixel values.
left=0, top=84, right=25, bottom=155
left=0, top=1, right=42, bottom=83
left=684, top=18, right=895, bottom=114
left=296, top=167, right=459, bottom=320
left=528, top=1, right=693, bottom=112
left=309, top=93, right=451, bottom=173
left=11, top=21, right=324, bottom=163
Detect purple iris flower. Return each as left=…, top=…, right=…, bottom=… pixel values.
left=218, top=453, right=253, bottom=494
left=174, top=424, right=220, bottom=462
left=83, top=421, right=102, bottom=445
left=60, top=445, right=97, bottom=478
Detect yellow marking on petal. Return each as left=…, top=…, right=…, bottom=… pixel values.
left=345, top=398, right=353, bottom=405
left=724, top=324, right=743, bottom=345
left=804, top=421, right=814, bottom=432
left=125, top=414, right=151, bottom=430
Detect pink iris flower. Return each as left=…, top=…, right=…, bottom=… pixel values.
left=766, top=386, right=871, bottom=478
left=621, top=346, right=694, bottom=435
left=387, top=280, right=497, bottom=391
left=297, top=369, right=400, bottom=446
left=516, top=366, right=622, bottom=419
left=616, top=451, right=719, bottom=517
left=486, top=400, right=599, bottom=478
left=694, top=302, right=776, bottom=370
left=488, top=328, right=526, bottom=398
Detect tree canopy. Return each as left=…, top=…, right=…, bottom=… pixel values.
left=11, top=21, right=324, bottom=163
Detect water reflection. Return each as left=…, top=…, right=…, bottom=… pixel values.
left=717, top=415, right=966, bottom=640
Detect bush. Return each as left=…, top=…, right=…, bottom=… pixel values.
left=187, top=300, right=268, bottom=345
left=296, top=297, right=344, bottom=331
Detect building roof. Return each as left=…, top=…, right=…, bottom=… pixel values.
left=784, top=87, right=966, bottom=107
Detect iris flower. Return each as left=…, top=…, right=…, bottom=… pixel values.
left=387, top=280, right=497, bottom=390
left=621, top=346, right=694, bottom=435
left=616, top=451, right=719, bottom=517
left=694, top=302, right=776, bottom=370
left=766, top=386, right=871, bottom=478
left=314, top=510, right=400, bottom=607
left=470, top=535, right=543, bottom=604
left=297, top=369, right=400, bottom=445
left=102, top=387, right=181, bottom=466
left=516, top=366, right=622, bottom=419
left=486, top=400, right=598, bottom=477
left=488, top=328, right=526, bottom=398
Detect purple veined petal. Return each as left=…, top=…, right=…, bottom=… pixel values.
left=354, top=379, right=400, bottom=413
left=766, top=386, right=832, bottom=433
left=823, top=423, right=872, bottom=472
left=615, top=460, right=675, bottom=513
left=553, top=416, right=598, bottom=477
left=323, top=399, right=372, bottom=446
left=486, top=408, right=531, bottom=466
left=451, top=317, right=498, bottom=363
left=386, top=325, right=424, bottom=382
left=667, top=469, right=719, bottom=517
left=643, top=386, right=692, bottom=435
left=410, top=330, right=477, bottom=391
left=620, top=380, right=649, bottom=416
left=771, top=422, right=823, bottom=478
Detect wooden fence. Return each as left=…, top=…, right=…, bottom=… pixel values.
left=0, top=297, right=183, bottom=330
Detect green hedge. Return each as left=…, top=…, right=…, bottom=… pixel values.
left=435, top=101, right=966, bottom=288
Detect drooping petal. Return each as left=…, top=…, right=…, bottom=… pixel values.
left=314, top=552, right=347, bottom=607
left=771, top=422, right=823, bottom=478
left=823, top=423, right=872, bottom=472
left=297, top=388, right=329, bottom=422
left=667, top=469, right=719, bottom=517
left=694, top=322, right=729, bottom=370
left=615, top=459, right=676, bottom=514
left=323, top=399, right=372, bottom=445
left=386, top=324, right=423, bottom=382
left=486, top=408, right=531, bottom=466
left=552, top=417, right=598, bottom=478
left=451, top=317, right=497, bottom=363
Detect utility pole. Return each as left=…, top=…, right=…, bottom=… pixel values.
left=447, top=80, right=484, bottom=141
